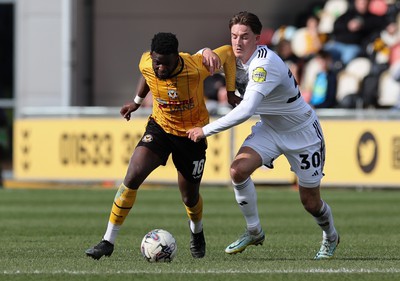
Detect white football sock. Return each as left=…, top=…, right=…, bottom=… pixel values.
left=189, top=220, right=203, bottom=234
left=103, top=221, right=120, bottom=244
left=233, top=177, right=262, bottom=234
left=314, top=200, right=337, bottom=241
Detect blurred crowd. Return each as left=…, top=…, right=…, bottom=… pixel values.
left=210, top=0, right=400, bottom=114
left=144, top=0, right=400, bottom=115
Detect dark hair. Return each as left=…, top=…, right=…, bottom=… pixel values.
left=316, top=50, right=332, bottom=60
left=229, top=11, right=262, bottom=35
left=151, top=32, right=179, bottom=55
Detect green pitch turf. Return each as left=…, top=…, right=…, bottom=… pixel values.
left=0, top=186, right=399, bottom=281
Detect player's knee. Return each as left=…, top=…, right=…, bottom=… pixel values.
left=182, top=196, right=191, bottom=206
left=123, top=165, right=146, bottom=189
left=230, top=163, right=249, bottom=183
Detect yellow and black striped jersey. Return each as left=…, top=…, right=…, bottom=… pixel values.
left=139, top=45, right=236, bottom=137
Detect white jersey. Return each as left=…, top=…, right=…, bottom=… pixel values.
left=237, top=45, right=309, bottom=113
left=203, top=45, right=315, bottom=135
left=202, top=45, right=325, bottom=187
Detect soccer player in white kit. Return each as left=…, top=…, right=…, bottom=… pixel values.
left=187, top=11, right=340, bottom=260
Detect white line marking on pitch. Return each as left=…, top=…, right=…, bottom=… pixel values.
left=3, top=268, right=400, bottom=275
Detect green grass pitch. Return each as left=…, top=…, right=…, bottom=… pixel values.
left=0, top=186, right=399, bottom=281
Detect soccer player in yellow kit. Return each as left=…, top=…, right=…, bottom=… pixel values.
left=85, top=32, right=236, bottom=260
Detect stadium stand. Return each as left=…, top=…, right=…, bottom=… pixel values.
left=378, top=69, right=400, bottom=106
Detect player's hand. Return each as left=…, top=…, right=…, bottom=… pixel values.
left=187, top=127, right=205, bottom=142
left=202, top=48, right=221, bottom=75
left=120, top=102, right=140, bottom=121
left=227, top=91, right=243, bottom=108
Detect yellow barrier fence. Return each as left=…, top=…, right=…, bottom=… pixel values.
left=13, top=117, right=400, bottom=187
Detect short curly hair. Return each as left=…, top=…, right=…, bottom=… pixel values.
left=151, top=32, right=179, bottom=55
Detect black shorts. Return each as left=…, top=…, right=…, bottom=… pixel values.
left=137, top=118, right=208, bottom=183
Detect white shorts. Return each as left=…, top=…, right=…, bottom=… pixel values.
left=242, top=116, right=325, bottom=188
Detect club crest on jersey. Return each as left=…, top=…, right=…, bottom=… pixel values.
left=252, top=67, right=267, bottom=83
left=142, top=134, right=153, bottom=143
left=168, top=90, right=178, bottom=99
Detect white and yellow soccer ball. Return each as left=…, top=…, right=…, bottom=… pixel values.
left=140, top=229, right=177, bottom=262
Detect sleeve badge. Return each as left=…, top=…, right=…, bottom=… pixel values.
left=252, top=67, right=267, bottom=83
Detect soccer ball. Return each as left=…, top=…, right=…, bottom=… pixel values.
left=140, top=229, right=177, bottom=262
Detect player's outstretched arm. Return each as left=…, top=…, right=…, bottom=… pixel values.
left=120, top=75, right=150, bottom=121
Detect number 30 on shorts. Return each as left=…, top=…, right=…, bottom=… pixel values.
left=299, top=152, right=321, bottom=170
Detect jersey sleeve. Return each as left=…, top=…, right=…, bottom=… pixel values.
left=247, top=58, right=281, bottom=97
left=212, top=45, right=236, bottom=92
left=202, top=90, right=263, bottom=137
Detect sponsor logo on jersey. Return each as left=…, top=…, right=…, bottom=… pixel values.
left=156, top=97, right=195, bottom=112
left=252, top=67, right=267, bottom=83
left=142, top=134, right=153, bottom=143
